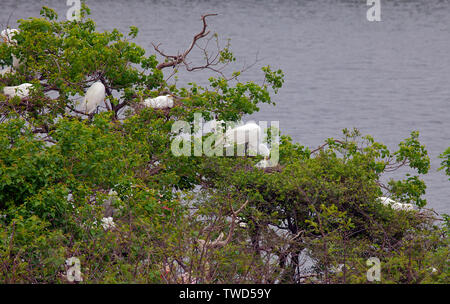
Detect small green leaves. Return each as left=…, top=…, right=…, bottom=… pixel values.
left=128, top=26, right=139, bottom=39
left=40, top=6, right=58, bottom=21
left=262, top=66, right=284, bottom=93
left=395, top=131, right=430, bottom=174
left=439, top=147, right=450, bottom=179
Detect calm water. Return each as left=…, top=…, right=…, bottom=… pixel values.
left=1, top=0, right=449, bottom=214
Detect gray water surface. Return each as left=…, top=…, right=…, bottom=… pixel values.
left=1, top=0, right=449, bottom=214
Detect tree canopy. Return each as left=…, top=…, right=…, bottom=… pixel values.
left=0, top=5, right=448, bottom=284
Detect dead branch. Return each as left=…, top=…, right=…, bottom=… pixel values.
left=152, top=14, right=218, bottom=70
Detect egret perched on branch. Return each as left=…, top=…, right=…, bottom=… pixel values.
left=216, top=122, right=259, bottom=151
left=83, top=81, right=106, bottom=114
left=377, top=197, right=414, bottom=211
left=215, top=122, right=271, bottom=158
left=1, top=29, right=21, bottom=69
left=143, top=94, right=174, bottom=109
left=3, top=83, right=33, bottom=98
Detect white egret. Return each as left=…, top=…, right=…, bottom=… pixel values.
left=214, top=121, right=274, bottom=168
left=83, top=81, right=106, bottom=114
left=143, top=94, right=174, bottom=109
left=100, top=216, right=116, bottom=231
left=216, top=122, right=264, bottom=154
left=377, top=197, right=414, bottom=211
left=3, top=83, right=33, bottom=98
left=1, top=29, right=21, bottom=69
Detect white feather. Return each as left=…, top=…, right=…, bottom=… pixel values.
left=143, top=95, right=174, bottom=109
left=83, top=81, right=105, bottom=114
left=3, top=83, right=33, bottom=98
left=1, top=29, right=19, bottom=45
left=218, top=122, right=262, bottom=149
left=377, top=197, right=414, bottom=211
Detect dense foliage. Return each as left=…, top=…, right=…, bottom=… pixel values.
left=0, top=5, right=448, bottom=283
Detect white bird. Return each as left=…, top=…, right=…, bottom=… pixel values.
left=1, top=29, right=21, bottom=69
left=83, top=81, right=105, bottom=114
left=1, top=29, right=19, bottom=45
left=216, top=122, right=265, bottom=153
left=101, top=217, right=116, bottom=231
left=3, top=83, right=33, bottom=98
left=377, top=197, right=414, bottom=211
left=143, top=95, right=174, bottom=109
left=378, top=196, right=396, bottom=206
left=214, top=122, right=274, bottom=169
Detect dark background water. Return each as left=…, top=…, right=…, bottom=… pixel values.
left=1, top=0, right=449, bottom=214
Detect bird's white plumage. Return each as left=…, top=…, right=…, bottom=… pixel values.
left=143, top=95, right=174, bottom=109
left=223, top=122, right=262, bottom=147
left=214, top=122, right=274, bottom=169
left=377, top=197, right=414, bottom=211
left=3, top=83, right=33, bottom=98
left=83, top=81, right=105, bottom=114
left=1, top=29, right=19, bottom=45
left=215, top=122, right=263, bottom=155
left=101, top=217, right=116, bottom=231
left=1, top=29, right=21, bottom=70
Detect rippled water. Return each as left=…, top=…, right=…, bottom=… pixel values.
left=1, top=0, right=449, bottom=214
